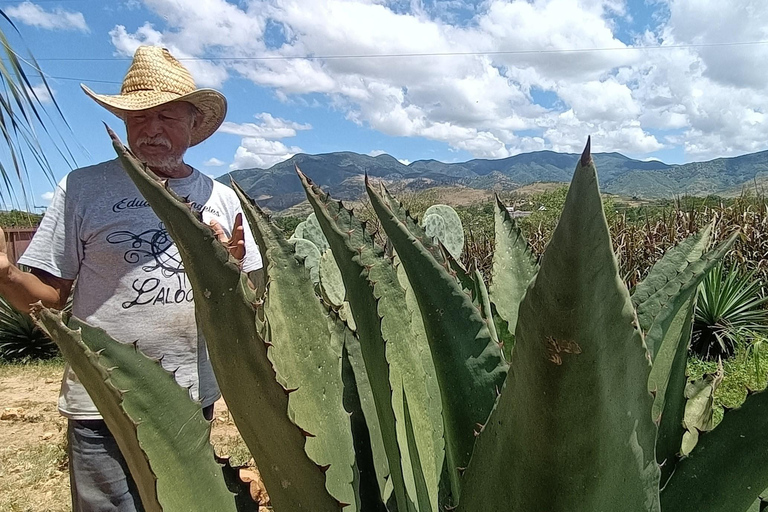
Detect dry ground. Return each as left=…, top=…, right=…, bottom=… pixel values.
left=0, top=359, right=265, bottom=511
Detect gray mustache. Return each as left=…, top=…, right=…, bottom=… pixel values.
left=137, top=136, right=171, bottom=149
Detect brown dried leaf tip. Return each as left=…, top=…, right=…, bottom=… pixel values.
left=580, top=136, right=592, bottom=167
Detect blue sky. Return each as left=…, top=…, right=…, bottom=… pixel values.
left=4, top=0, right=768, bottom=209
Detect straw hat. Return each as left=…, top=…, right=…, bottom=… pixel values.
left=81, top=46, right=226, bottom=146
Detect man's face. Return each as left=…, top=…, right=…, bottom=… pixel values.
left=125, top=102, right=198, bottom=170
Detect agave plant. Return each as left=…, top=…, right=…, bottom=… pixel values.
left=31, top=132, right=768, bottom=512
left=691, top=262, right=768, bottom=359
left=0, top=293, right=56, bottom=360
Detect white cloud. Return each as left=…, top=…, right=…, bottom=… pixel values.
left=231, top=138, right=302, bottom=169
left=6, top=1, right=88, bottom=32
left=218, top=113, right=312, bottom=139
left=110, top=24, right=228, bottom=88
left=398, top=158, right=411, bottom=165
left=110, top=0, right=768, bottom=161
left=30, top=83, right=52, bottom=104
left=41, top=191, right=54, bottom=201
left=368, top=150, right=386, bottom=157
left=203, top=157, right=226, bottom=167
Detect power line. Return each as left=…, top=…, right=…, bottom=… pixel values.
left=28, top=39, right=768, bottom=62
left=49, top=75, right=121, bottom=84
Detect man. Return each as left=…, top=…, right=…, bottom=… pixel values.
left=0, top=46, right=262, bottom=511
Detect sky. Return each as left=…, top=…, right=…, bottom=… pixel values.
left=3, top=0, right=768, bottom=209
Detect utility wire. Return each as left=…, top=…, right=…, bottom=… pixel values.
left=29, top=39, right=768, bottom=62
left=18, top=39, right=768, bottom=85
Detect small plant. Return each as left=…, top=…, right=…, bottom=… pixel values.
left=0, top=294, right=56, bottom=361
left=691, top=263, right=768, bottom=359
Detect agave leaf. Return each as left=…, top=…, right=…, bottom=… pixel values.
left=679, top=362, right=723, bottom=456
left=378, top=181, right=499, bottom=353
left=367, top=178, right=507, bottom=504
left=35, top=309, right=237, bottom=512
left=634, top=230, right=737, bottom=481
left=632, top=225, right=712, bottom=312
left=632, top=225, right=719, bottom=360
left=661, top=383, right=768, bottom=512
left=403, top=389, right=433, bottom=512
left=233, top=182, right=357, bottom=509
left=395, top=260, right=447, bottom=500
left=108, top=129, right=342, bottom=512
left=299, top=169, right=443, bottom=511
left=342, top=335, right=388, bottom=512
left=293, top=238, right=321, bottom=285
left=654, top=295, right=696, bottom=485
left=320, top=249, right=346, bottom=307
left=489, top=195, right=538, bottom=334
left=459, top=140, right=660, bottom=512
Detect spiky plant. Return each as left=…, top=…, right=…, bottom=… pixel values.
left=29, top=133, right=768, bottom=512
left=691, top=263, right=768, bottom=359
left=0, top=11, right=75, bottom=202
left=0, top=293, right=56, bottom=360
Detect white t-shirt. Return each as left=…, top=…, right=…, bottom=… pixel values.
left=19, top=158, right=262, bottom=420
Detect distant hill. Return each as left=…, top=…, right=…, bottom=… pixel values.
left=218, top=149, right=768, bottom=212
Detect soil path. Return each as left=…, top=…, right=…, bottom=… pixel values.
left=0, top=362, right=267, bottom=511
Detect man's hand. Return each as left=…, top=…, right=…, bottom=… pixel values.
left=0, top=226, right=73, bottom=312
left=210, top=213, right=246, bottom=263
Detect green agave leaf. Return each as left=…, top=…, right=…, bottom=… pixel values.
left=378, top=182, right=500, bottom=352
left=367, top=178, right=507, bottom=505
left=320, top=249, right=346, bottom=307
left=403, top=388, right=433, bottom=512
left=632, top=225, right=712, bottom=315
left=233, top=182, right=357, bottom=509
left=459, top=140, right=660, bottom=512
left=679, top=363, right=723, bottom=457
left=108, top=129, right=342, bottom=512
left=633, top=228, right=737, bottom=482
left=299, top=169, right=443, bottom=512
left=654, top=295, right=696, bottom=485
left=661, top=384, right=768, bottom=512
left=395, top=260, right=447, bottom=503
left=633, top=226, right=729, bottom=360
left=293, top=238, right=322, bottom=285
left=342, top=334, right=388, bottom=512
left=35, top=309, right=237, bottom=512
left=489, top=195, right=538, bottom=335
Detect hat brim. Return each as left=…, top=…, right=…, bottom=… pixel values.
left=81, top=84, right=227, bottom=147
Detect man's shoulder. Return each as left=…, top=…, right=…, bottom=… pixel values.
left=207, top=176, right=241, bottom=203
left=62, top=159, right=129, bottom=193
left=64, top=158, right=124, bottom=183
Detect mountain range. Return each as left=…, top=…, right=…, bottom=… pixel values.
left=219, top=149, right=768, bottom=212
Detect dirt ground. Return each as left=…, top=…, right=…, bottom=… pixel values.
left=0, top=360, right=267, bottom=511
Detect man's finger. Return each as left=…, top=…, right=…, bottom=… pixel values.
left=209, top=219, right=227, bottom=242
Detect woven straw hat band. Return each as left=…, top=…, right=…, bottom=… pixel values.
left=120, top=47, right=197, bottom=96
left=81, top=45, right=227, bottom=146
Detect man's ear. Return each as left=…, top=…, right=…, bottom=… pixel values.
left=189, top=104, right=202, bottom=129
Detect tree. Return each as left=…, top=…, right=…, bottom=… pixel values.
left=0, top=11, right=74, bottom=206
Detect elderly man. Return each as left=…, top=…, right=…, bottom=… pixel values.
left=0, top=46, right=262, bottom=511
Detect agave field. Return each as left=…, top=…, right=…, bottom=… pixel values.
left=23, top=131, right=768, bottom=512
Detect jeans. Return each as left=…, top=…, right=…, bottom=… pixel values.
left=67, top=405, right=214, bottom=512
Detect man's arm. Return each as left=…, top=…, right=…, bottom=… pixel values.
left=0, top=227, right=73, bottom=313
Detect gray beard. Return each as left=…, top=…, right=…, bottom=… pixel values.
left=137, top=151, right=184, bottom=170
